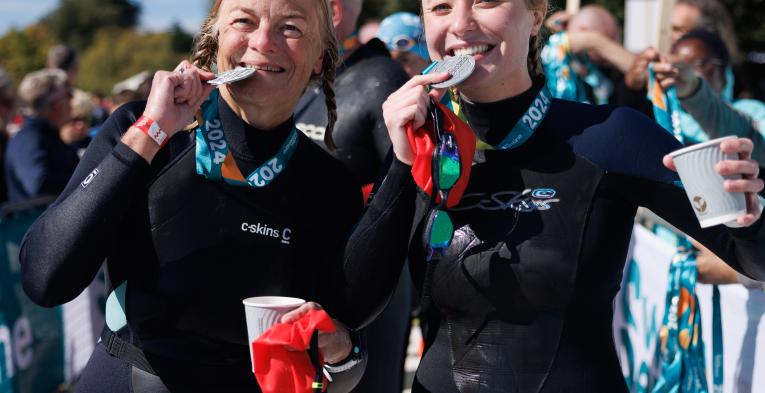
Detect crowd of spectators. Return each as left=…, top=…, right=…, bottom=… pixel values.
left=0, top=45, right=153, bottom=206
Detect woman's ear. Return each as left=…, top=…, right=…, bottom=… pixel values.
left=313, top=50, right=326, bottom=76
left=330, top=0, right=343, bottom=30
left=530, top=9, right=545, bottom=36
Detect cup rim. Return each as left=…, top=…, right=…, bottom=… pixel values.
left=668, top=136, right=737, bottom=159
left=242, top=296, right=306, bottom=308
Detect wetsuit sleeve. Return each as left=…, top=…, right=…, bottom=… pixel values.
left=588, top=107, right=765, bottom=281
left=20, top=102, right=153, bottom=307
left=341, top=158, right=418, bottom=328
left=631, top=177, right=765, bottom=280
left=679, top=80, right=765, bottom=163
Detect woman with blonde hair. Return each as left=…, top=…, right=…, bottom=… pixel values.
left=20, top=0, right=367, bottom=391
left=341, top=0, right=765, bottom=391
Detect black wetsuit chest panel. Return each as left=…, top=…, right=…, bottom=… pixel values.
left=417, top=131, right=604, bottom=393
left=143, top=144, right=313, bottom=343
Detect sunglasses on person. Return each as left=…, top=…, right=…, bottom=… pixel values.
left=423, top=99, right=461, bottom=262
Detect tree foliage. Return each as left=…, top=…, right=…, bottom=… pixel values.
left=45, top=0, right=141, bottom=51
left=0, top=24, right=56, bottom=85
left=2, top=0, right=761, bottom=97
left=77, top=28, right=191, bottom=95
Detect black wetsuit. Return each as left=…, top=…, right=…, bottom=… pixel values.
left=342, top=79, right=765, bottom=393
left=19, top=96, right=365, bottom=392
left=296, top=38, right=413, bottom=393
left=295, top=38, right=408, bottom=185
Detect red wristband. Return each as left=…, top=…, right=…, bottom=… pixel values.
left=133, top=115, right=168, bottom=147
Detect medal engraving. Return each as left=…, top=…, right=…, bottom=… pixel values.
left=427, top=55, right=476, bottom=89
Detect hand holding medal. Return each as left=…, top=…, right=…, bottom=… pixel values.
left=382, top=55, right=476, bottom=165
left=141, top=62, right=258, bottom=140
left=142, top=60, right=215, bottom=139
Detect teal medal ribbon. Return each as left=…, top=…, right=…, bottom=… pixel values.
left=493, top=86, right=553, bottom=150
left=711, top=285, right=723, bottom=393
left=579, top=56, right=613, bottom=105
left=195, top=89, right=300, bottom=188
left=653, top=242, right=723, bottom=393
left=647, top=63, right=684, bottom=143
left=445, top=85, right=552, bottom=151
left=541, top=32, right=611, bottom=105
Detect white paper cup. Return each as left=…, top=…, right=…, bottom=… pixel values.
left=668, top=136, right=747, bottom=228
left=243, top=296, right=305, bottom=372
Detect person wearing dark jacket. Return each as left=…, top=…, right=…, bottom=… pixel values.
left=5, top=69, right=78, bottom=203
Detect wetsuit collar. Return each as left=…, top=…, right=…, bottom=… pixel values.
left=217, top=93, right=296, bottom=162
left=195, top=90, right=299, bottom=188
left=461, top=76, right=549, bottom=150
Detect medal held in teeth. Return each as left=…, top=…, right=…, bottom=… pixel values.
left=208, top=66, right=257, bottom=86
left=425, top=55, right=476, bottom=89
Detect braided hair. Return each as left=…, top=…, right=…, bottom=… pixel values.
left=191, top=0, right=222, bottom=71
left=314, top=0, right=339, bottom=150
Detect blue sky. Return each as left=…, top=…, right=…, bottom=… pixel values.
left=0, top=0, right=209, bottom=35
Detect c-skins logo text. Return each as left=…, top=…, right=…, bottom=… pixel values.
left=241, top=222, right=292, bottom=245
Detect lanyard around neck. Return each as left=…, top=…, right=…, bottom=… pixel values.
left=449, top=85, right=552, bottom=151
left=195, top=90, right=299, bottom=188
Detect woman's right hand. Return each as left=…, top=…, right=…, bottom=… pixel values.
left=624, top=47, right=660, bottom=91
left=143, top=60, right=216, bottom=136
left=382, top=71, right=450, bottom=165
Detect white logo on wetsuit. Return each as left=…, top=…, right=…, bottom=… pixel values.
left=241, top=222, right=293, bottom=245
left=81, top=168, right=100, bottom=188
left=451, top=188, right=560, bottom=212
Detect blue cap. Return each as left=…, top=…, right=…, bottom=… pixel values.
left=377, top=12, right=430, bottom=62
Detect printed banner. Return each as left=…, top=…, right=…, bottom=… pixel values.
left=0, top=204, right=64, bottom=392
left=0, top=201, right=99, bottom=392
left=615, top=225, right=765, bottom=393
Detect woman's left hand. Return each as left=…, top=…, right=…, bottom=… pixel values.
left=281, top=302, right=351, bottom=364
left=664, top=137, right=764, bottom=227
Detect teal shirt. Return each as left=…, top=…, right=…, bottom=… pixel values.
left=678, top=79, right=765, bottom=164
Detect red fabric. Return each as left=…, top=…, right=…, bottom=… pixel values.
left=252, top=310, right=336, bottom=393
left=405, top=102, right=475, bottom=208
left=361, top=183, right=374, bottom=205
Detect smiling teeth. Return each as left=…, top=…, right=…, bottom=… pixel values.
left=454, top=45, right=489, bottom=56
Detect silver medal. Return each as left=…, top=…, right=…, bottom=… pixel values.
left=207, top=66, right=257, bottom=86
left=427, top=55, right=476, bottom=89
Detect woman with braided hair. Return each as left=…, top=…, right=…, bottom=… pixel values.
left=338, top=0, right=765, bottom=391
left=19, top=0, right=368, bottom=391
